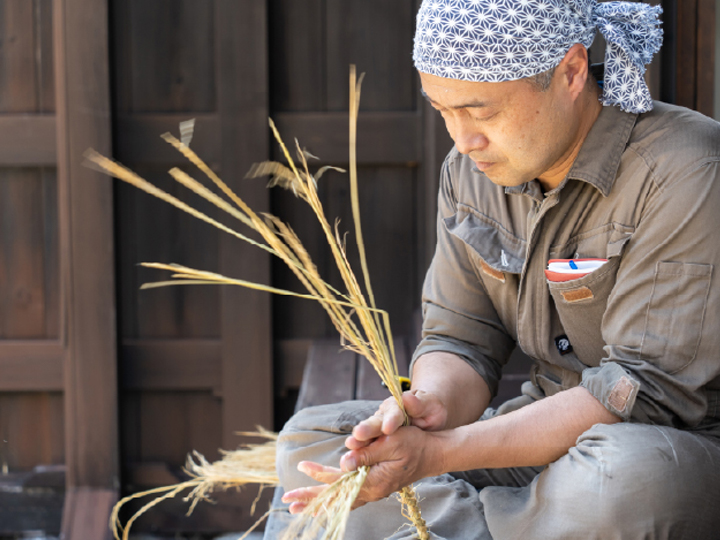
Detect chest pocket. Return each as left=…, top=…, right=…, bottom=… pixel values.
left=547, top=229, right=633, bottom=367
left=444, top=208, right=525, bottom=335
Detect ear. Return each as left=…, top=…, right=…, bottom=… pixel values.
left=558, top=43, right=590, bottom=100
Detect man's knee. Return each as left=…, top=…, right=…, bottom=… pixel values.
left=484, top=423, right=720, bottom=539
left=549, top=423, right=720, bottom=536
left=276, top=400, right=380, bottom=490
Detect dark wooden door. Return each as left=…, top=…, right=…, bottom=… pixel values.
left=268, top=0, right=453, bottom=413
left=111, top=0, right=274, bottom=533
left=0, top=0, right=118, bottom=538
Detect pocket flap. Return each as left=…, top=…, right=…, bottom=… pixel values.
left=443, top=210, right=525, bottom=275
left=607, top=229, right=633, bottom=258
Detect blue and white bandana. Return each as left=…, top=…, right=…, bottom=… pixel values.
left=413, top=0, right=663, bottom=113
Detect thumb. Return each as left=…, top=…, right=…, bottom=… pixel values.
left=402, top=389, right=431, bottom=418
left=340, top=445, right=379, bottom=472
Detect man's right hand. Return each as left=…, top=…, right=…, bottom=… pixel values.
left=345, top=389, right=448, bottom=451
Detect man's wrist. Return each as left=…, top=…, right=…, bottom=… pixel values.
left=424, top=429, right=455, bottom=478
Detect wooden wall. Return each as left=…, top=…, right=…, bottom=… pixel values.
left=0, top=0, right=716, bottom=537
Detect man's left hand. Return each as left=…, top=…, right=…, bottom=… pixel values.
left=282, top=425, right=441, bottom=514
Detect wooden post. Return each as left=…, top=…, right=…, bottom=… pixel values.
left=54, top=0, right=118, bottom=537
left=215, top=0, right=273, bottom=449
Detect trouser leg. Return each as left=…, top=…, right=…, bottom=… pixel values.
left=277, top=400, right=497, bottom=540
left=277, top=400, right=720, bottom=540
left=481, top=423, right=720, bottom=540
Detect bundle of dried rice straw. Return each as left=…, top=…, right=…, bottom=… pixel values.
left=91, top=67, right=428, bottom=540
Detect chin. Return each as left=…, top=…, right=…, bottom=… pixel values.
left=483, top=171, right=526, bottom=188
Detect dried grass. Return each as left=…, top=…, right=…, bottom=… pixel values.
left=109, top=429, right=278, bottom=540
left=92, top=66, right=428, bottom=540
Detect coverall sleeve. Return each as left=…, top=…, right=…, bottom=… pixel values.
left=583, top=159, right=720, bottom=425
left=411, top=154, right=516, bottom=398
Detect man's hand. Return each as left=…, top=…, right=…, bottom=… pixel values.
left=345, top=390, right=448, bottom=451
left=282, top=425, right=441, bottom=514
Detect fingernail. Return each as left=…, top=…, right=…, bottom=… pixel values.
left=342, top=454, right=358, bottom=471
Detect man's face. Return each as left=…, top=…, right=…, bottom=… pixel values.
left=420, top=70, right=580, bottom=188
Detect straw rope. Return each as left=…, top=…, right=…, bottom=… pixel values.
left=93, top=67, right=429, bottom=540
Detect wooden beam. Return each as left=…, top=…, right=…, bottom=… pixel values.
left=273, top=112, right=422, bottom=165
left=216, top=0, right=273, bottom=446
left=0, top=115, right=56, bottom=165
left=0, top=341, right=63, bottom=391
left=274, top=338, right=313, bottom=394
left=114, top=113, right=220, bottom=165
left=61, top=488, right=116, bottom=540
left=675, top=0, right=698, bottom=109
left=54, top=0, right=118, bottom=504
left=356, top=338, right=410, bottom=401
left=296, top=340, right=356, bottom=410
left=120, top=339, right=221, bottom=392
left=696, top=0, right=716, bottom=117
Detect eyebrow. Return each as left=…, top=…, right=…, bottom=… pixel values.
left=420, top=88, right=489, bottom=110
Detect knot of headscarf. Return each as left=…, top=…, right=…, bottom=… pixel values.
left=412, top=0, right=663, bottom=113
left=593, top=2, right=663, bottom=113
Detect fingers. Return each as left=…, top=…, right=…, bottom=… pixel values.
left=350, top=411, right=384, bottom=445
left=403, top=390, right=448, bottom=431
left=350, top=396, right=406, bottom=447
left=297, top=461, right=343, bottom=484
left=281, top=484, right=326, bottom=514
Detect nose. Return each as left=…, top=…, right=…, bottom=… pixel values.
left=449, top=116, right=489, bottom=155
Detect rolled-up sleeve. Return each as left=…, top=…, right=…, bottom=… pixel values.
left=583, top=160, right=720, bottom=426
left=411, top=155, right=515, bottom=397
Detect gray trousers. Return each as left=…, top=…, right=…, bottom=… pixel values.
left=275, top=395, right=720, bottom=540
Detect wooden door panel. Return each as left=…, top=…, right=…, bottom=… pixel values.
left=0, top=167, right=59, bottom=339
left=0, top=392, right=64, bottom=471
left=121, top=391, right=222, bottom=468
left=118, top=0, right=216, bottom=113
left=0, top=0, right=55, bottom=113
left=268, top=0, right=325, bottom=112
left=325, top=0, right=417, bottom=111
left=111, top=2, right=272, bottom=532
left=116, top=171, right=221, bottom=340
left=268, top=1, right=427, bottom=403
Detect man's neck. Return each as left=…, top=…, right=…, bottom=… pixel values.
left=538, top=91, right=603, bottom=192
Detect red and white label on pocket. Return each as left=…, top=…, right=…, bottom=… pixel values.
left=545, top=259, right=608, bottom=282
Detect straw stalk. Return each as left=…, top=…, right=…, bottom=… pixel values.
left=91, top=66, right=427, bottom=540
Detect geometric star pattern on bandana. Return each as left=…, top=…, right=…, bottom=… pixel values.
left=413, top=0, right=662, bottom=114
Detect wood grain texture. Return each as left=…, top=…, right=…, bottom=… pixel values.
left=54, top=0, right=118, bottom=494
left=326, top=0, right=417, bottom=112
left=125, top=0, right=215, bottom=113
left=0, top=341, right=63, bottom=390
left=675, top=0, right=698, bottom=109
left=696, top=0, right=716, bottom=117
left=0, top=115, right=56, bottom=164
left=216, top=0, right=274, bottom=453
left=0, top=392, right=64, bottom=470
left=0, top=168, right=50, bottom=338
left=60, top=487, right=116, bottom=540
left=356, top=337, right=410, bottom=401
left=120, top=339, right=221, bottom=392
left=268, top=0, right=325, bottom=112
left=114, top=113, right=220, bottom=164
left=272, top=111, right=421, bottom=165
left=296, top=340, right=356, bottom=410
left=118, top=167, right=220, bottom=339
left=0, top=0, right=55, bottom=113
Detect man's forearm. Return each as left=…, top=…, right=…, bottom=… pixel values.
left=411, top=351, right=492, bottom=429
left=427, top=385, right=621, bottom=475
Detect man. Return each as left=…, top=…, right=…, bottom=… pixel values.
left=278, top=1, right=720, bottom=538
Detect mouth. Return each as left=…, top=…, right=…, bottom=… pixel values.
left=473, top=160, right=495, bottom=172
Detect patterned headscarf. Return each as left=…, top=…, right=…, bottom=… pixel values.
left=413, top=1, right=663, bottom=113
